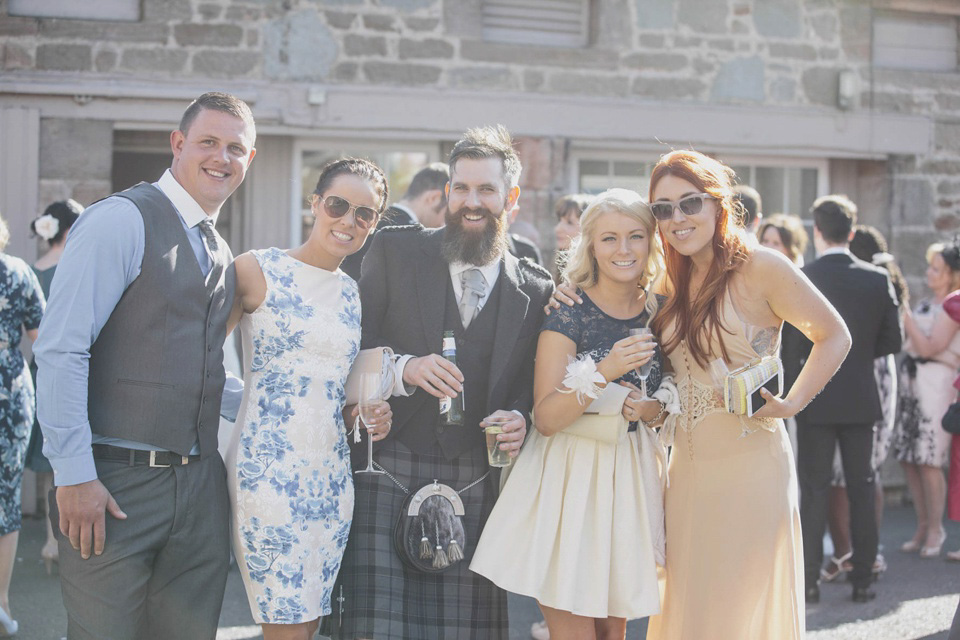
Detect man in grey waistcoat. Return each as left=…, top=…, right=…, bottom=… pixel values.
left=33, top=92, right=256, bottom=639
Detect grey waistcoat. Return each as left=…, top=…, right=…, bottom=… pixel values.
left=87, top=182, right=235, bottom=458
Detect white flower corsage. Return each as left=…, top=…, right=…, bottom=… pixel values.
left=558, top=354, right=606, bottom=404
left=33, top=214, right=59, bottom=241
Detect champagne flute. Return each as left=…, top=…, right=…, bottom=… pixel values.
left=355, top=372, right=385, bottom=475
left=628, top=327, right=653, bottom=400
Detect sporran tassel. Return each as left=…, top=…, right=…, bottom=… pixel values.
left=447, top=538, right=464, bottom=563
left=419, top=521, right=432, bottom=559
left=432, top=522, right=449, bottom=569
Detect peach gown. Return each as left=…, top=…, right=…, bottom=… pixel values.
left=646, top=295, right=804, bottom=640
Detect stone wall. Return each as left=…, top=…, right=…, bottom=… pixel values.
left=1, top=0, right=958, bottom=278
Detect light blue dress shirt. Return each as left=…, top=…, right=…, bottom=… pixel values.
left=34, top=170, right=243, bottom=486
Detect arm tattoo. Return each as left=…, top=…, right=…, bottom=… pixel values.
left=750, top=327, right=779, bottom=356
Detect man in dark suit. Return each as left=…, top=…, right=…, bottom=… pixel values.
left=340, top=162, right=449, bottom=280
left=784, top=195, right=902, bottom=605
left=327, top=125, right=553, bottom=639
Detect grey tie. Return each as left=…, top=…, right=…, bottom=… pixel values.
left=198, top=218, right=223, bottom=285
left=459, top=268, right=487, bottom=329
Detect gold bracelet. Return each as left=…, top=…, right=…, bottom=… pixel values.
left=643, top=401, right=667, bottom=427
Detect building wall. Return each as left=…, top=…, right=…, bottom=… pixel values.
left=0, top=0, right=957, bottom=284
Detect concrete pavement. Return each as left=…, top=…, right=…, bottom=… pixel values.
left=6, top=503, right=958, bottom=639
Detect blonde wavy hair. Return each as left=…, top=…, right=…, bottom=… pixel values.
left=562, top=188, right=665, bottom=314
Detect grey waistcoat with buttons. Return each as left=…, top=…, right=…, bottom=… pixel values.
left=87, top=182, right=235, bottom=458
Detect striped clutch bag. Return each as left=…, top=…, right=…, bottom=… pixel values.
left=723, top=356, right=783, bottom=416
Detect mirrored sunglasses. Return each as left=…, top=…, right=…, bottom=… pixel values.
left=650, top=193, right=716, bottom=221
left=321, top=195, right=379, bottom=230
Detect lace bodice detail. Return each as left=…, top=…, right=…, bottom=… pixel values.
left=676, top=374, right=725, bottom=431
left=660, top=293, right=782, bottom=448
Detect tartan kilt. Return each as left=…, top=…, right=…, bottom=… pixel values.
left=322, top=438, right=508, bottom=640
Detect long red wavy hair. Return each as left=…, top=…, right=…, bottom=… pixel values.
left=649, top=150, right=752, bottom=368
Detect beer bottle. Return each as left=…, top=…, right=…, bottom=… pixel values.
left=441, top=330, right=465, bottom=426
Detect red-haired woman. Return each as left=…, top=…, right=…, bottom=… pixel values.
left=643, top=151, right=849, bottom=639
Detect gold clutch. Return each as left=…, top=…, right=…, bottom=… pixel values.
left=723, top=356, right=782, bottom=417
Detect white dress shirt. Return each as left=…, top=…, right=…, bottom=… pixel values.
left=391, top=257, right=502, bottom=397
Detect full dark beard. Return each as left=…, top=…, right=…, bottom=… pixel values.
left=441, top=206, right=508, bottom=266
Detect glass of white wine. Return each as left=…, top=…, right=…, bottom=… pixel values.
left=355, top=372, right=385, bottom=475
left=628, top=327, right=654, bottom=400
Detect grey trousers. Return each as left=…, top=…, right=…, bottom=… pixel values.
left=50, top=454, right=231, bottom=640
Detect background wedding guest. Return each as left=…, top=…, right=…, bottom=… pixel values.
left=785, top=195, right=902, bottom=605
left=25, top=198, right=82, bottom=575
left=938, top=291, right=960, bottom=563
left=506, top=202, right=543, bottom=265
left=819, top=225, right=907, bottom=582
left=340, top=162, right=449, bottom=280
left=759, top=213, right=809, bottom=266
left=732, top=184, right=762, bottom=235
left=893, top=239, right=960, bottom=559
left=473, top=189, right=665, bottom=638
left=552, top=193, right=593, bottom=283
left=325, top=125, right=553, bottom=639
left=33, top=92, right=255, bottom=639
left=225, top=158, right=393, bottom=640
left=0, top=211, right=45, bottom=636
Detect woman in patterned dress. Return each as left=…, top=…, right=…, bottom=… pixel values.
left=893, top=240, right=960, bottom=558
left=25, top=199, right=82, bottom=574
left=0, top=212, right=45, bottom=635
left=225, top=159, right=393, bottom=640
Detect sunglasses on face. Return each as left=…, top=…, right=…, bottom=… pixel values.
left=318, top=195, right=380, bottom=230
left=650, top=193, right=716, bottom=221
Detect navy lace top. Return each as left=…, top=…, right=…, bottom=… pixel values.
left=543, top=291, right=665, bottom=429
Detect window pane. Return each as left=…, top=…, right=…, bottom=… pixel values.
left=800, top=169, right=819, bottom=218
left=613, top=161, right=646, bottom=178
left=756, top=167, right=786, bottom=214
left=729, top=166, right=752, bottom=185
left=579, top=160, right=609, bottom=176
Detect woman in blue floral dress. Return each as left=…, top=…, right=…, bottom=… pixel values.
left=225, top=159, right=393, bottom=640
left=0, top=213, right=45, bottom=635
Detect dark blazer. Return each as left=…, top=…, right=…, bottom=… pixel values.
left=783, top=251, right=902, bottom=424
left=341, top=205, right=418, bottom=281
left=508, top=233, right=543, bottom=266
left=358, top=225, right=554, bottom=459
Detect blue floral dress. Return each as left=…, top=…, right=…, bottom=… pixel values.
left=225, top=248, right=358, bottom=624
left=0, top=254, right=44, bottom=536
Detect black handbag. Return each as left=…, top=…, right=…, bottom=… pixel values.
left=942, top=402, right=960, bottom=435
left=375, top=463, right=488, bottom=574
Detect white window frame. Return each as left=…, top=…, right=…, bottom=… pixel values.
left=569, top=149, right=828, bottom=210
left=290, top=138, right=441, bottom=247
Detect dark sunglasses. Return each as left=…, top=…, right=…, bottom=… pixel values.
left=650, top=193, right=716, bottom=221
left=319, top=195, right=379, bottom=229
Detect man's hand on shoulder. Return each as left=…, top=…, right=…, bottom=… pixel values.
left=56, top=479, right=127, bottom=559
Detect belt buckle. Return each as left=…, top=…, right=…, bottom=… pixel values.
left=148, top=451, right=170, bottom=468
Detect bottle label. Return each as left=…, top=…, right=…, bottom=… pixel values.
left=439, top=396, right=451, bottom=415
left=442, top=336, right=456, bottom=356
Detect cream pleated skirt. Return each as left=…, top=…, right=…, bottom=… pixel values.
left=470, top=428, right=661, bottom=620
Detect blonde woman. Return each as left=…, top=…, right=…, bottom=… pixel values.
left=892, top=241, right=960, bottom=558
left=473, top=189, right=667, bottom=640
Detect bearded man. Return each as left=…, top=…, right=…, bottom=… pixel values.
left=324, top=125, right=553, bottom=639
